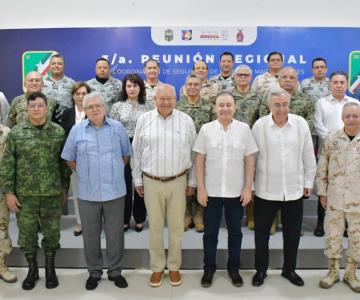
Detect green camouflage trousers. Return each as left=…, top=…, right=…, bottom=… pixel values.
left=0, top=195, right=12, bottom=257
left=324, top=208, right=360, bottom=262
left=16, top=195, right=62, bottom=256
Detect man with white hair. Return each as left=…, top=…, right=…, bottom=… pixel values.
left=61, top=92, right=131, bottom=290
left=132, top=84, right=196, bottom=287
left=252, top=87, right=316, bottom=287
left=317, top=102, right=360, bottom=293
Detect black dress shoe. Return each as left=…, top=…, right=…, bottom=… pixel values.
left=108, top=275, right=128, bottom=288
left=228, top=271, right=243, bottom=287
left=73, top=230, right=82, bottom=236
left=281, top=271, right=304, bottom=287
left=313, top=223, right=324, bottom=237
left=123, top=225, right=129, bottom=232
left=134, top=224, right=144, bottom=233
left=252, top=271, right=267, bottom=287
left=201, top=271, right=214, bottom=288
left=86, top=276, right=100, bottom=290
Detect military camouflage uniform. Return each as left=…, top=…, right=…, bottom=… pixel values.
left=259, top=90, right=315, bottom=133
left=209, top=74, right=235, bottom=92
left=232, top=88, right=260, bottom=128
left=0, top=92, right=10, bottom=126
left=144, top=80, right=161, bottom=109
left=8, top=94, right=56, bottom=127
left=0, top=124, right=11, bottom=259
left=87, top=76, right=122, bottom=115
left=176, top=96, right=213, bottom=231
left=179, top=80, right=221, bottom=105
left=316, top=129, right=360, bottom=262
left=0, top=120, right=70, bottom=256
left=43, top=75, right=76, bottom=111
left=251, top=72, right=280, bottom=101
left=301, top=77, right=331, bottom=103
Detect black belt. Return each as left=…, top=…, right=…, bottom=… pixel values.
left=143, top=170, right=187, bottom=182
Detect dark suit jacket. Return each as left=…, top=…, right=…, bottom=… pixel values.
left=52, top=104, right=76, bottom=136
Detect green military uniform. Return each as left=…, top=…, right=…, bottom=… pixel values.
left=176, top=96, right=213, bottom=232
left=8, top=94, right=56, bottom=127
left=232, top=88, right=260, bottom=128
left=179, top=80, right=221, bottom=105
left=259, top=90, right=315, bottom=133
left=0, top=124, right=11, bottom=258
left=0, top=119, right=69, bottom=256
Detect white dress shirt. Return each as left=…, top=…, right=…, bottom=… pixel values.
left=252, top=113, right=316, bottom=201
left=75, top=106, right=85, bottom=124
left=193, top=119, right=258, bottom=198
left=131, top=109, right=197, bottom=187
left=315, top=94, right=358, bottom=140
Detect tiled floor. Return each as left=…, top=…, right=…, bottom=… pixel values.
left=1, top=268, right=359, bottom=300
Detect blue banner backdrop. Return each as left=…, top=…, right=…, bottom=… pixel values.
left=0, top=26, right=359, bottom=100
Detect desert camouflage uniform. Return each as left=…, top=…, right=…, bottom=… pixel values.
left=43, top=75, right=76, bottom=111
left=87, top=76, right=122, bottom=114
left=316, top=129, right=360, bottom=261
left=232, top=88, right=260, bottom=128
left=0, top=120, right=70, bottom=256
left=0, top=92, right=10, bottom=126
left=0, top=124, right=11, bottom=258
left=259, top=90, right=315, bottom=133
left=8, top=94, right=56, bottom=127
left=301, top=77, right=331, bottom=103
left=144, top=80, right=161, bottom=109
left=251, top=72, right=280, bottom=100
left=179, top=80, right=221, bottom=105
left=209, top=74, right=235, bottom=92
left=176, top=96, right=213, bottom=231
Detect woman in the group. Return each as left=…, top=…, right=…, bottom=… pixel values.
left=110, top=73, right=152, bottom=232
left=54, top=82, right=91, bottom=236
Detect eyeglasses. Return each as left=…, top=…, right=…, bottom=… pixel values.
left=235, top=73, right=251, bottom=78
left=313, top=66, right=326, bottom=69
left=26, top=78, right=42, bottom=83
left=84, top=104, right=104, bottom=111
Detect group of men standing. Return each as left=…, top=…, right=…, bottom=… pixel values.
left=0, top=50, right=359, bottom=294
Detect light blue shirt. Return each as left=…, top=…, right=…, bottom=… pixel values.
left=61, top=117, right=131, bottom=201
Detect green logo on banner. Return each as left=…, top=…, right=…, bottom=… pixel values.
left=349, top=51, right=360, bottom=94
left=22, top=50, right=57, bottom=91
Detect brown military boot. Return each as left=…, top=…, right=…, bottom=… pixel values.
left=246, top=202, right=255, bottom=230
left=270, top=212, right=279, bottom=235
left=194, top=205, right=204, bottom=233
left=184, top=200, right=194, bottom=231
left=343, top=256, right=360, bottom=293
left=0, top=254, right=17, bottom=283
left=319, top=258, right=340, bottom=288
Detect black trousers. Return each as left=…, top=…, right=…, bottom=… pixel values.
left=254, top=196, right=303, bottom=273
left=124, top=138, right=146, bottom=225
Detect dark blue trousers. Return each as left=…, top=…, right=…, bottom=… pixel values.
left=203, top=196, right=244, bottom=273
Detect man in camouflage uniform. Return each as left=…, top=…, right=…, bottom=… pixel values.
left=209, top=51, right=236, bottom=92
left=0, top=92, right=69, bottom=290
left=231, top=64, right=261, bottom=231
left=252, top=51, right=284, bottom=100
left=177, top=74, right=212, bottom=232
left=0, top=91, right=10, bottom=126
left=0, top=123, right=17, bottom=283
left=316, top=102, right=360, bottom=293
left=43, top=54, right=76, bottom=115
left=87, top=58, right=122, bottom=115
left=8, top=71, right=56, bottom=127
left=180, top=60, right=221, bottom=105
left=301, top=57, right=331, bottom=103
left=144, top=58, right=161, bottom=108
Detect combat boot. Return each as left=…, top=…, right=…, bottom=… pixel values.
left=343, top=256, right=360, bottom=293
left=0, top=254, right=17, bottom=283
left=319, top=258, right=340, bottom=288
left=194, top=205, right=204, bottom=233
left=246, top=202, right=255, bottom=230
left=184, top=200, right=194, bottom=231
left=22, top=254, right=39, bottom=290
left=45, top=252, right=58, bottom=289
